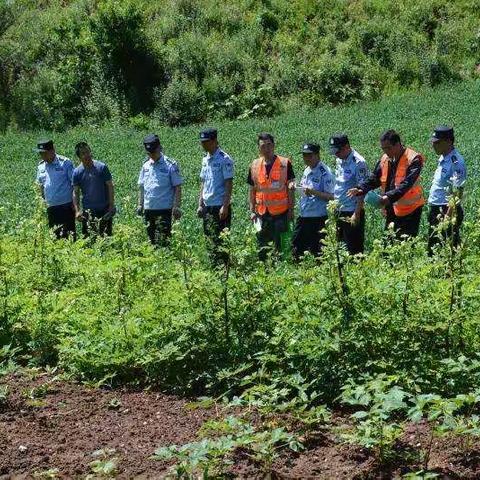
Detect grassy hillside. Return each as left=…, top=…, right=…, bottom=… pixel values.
left=1, top=0, right=479, bottom=130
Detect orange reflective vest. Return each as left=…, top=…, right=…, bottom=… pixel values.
left=251, top=155, right=290, bottom=216
left=380, top=147, right=425, bottom=217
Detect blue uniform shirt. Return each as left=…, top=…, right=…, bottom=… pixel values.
left=138, top=154, right=183, bottom=210
left=72, top=160, right=112, bottom=211
left=200, top=148, right=234, bottom=207
left=299, top=161, right=334, bottom=217
left=428, top=148, right=467, bottom=206
left=36, top=155, right=74, bottom=207
left=334, top=149, right=369, bottom=212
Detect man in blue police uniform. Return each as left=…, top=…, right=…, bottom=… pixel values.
left=35, top=139, right=76, bottom=240
left=292, top=143, right=334, bottom=260
left=197, top=128, right=234, bottom=264
left=427, top=125, right=467, bottom=255
left=330, top=133, right=369, bottom=254
left=137, top=134, right=183, bottom=246
left=72, top=142, right=115, bottom=237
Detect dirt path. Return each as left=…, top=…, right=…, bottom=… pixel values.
left=1, top=371, right=480, bottom=479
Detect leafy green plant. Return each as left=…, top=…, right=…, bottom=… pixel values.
left=340, top=376, right=410, bottom=461
left=88, top=448, right=119, bottom=478
left=153, top=415, right=302, bottom=478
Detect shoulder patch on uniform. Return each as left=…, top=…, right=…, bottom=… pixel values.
left=165, top=156, right=177, bottom=166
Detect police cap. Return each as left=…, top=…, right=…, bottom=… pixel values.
left=431, top=125, right=454, bottom=143
left=199, top=128, right=218, bottom=142
left=300, top=142, right=320, bottom=154
left=143, top=134, right=161, bottom=152
left=34, top=139, right=54, bottom=153
left=329, top=133, right=349, bottom=154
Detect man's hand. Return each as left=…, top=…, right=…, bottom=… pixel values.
left=350, top=212, right=360, bottom=226
left=136, top=206, right=144, bottom=216
left=347, top=188, right=363, bottom=198
left=219, top=204, right=229, bottom=221
left=172, top=207, right=182, bottom=220
left=197, top=206, right=205, bottom=218
left=379, top=195, right=390, bottom=206
left=75, top=210, right=84, bottom=222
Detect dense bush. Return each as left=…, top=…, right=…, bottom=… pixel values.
left=2, top=200, right=480, bottom=404
left=0, top=0, right=479, bottom=130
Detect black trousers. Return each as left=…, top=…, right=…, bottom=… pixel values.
left=427, top=204, right=464, bottom=256
left=292, top=216, right=327, bottom=260
left=144, top=209, right=172, bottom=246
left=385, top=206, right=423, bottom=240
left=47, top=202, right=76, bottom=240
left=82, top=208, right=113, bottom=237
left=202, top=205, right=232, bottom=264
left=257, top=211, right=288, bottom=261
left=336, top=210, right=365, bottom=255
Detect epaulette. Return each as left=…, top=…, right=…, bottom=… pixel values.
left=164, top=156, right=177, bottom=167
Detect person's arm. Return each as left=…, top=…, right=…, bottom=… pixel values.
left=106, top=180, right=114, bottom=211
left=304, top=170, right=335, bottom=201
left=219, top=179, right=233, bottom=220
left=173, top=185, right=182, bottom=219
left=137, top=166, right=144, bottom=214
left=73, top=185, right=83, bottom=220
left=197, top=182, right=205, bottom=217
left=383, top=157, right=422, bottom=205
left=168, top=162, right=183, bottom=219
left=287, top=161, right=295, bottom=221
left=249, top=186, right=256, bottom=215
left=348, top=160, right=382, bottom=197
left=351, top=160, right=368, bottom=224
left=304, top=189, right=334, bottom=201
left=36, top=167, right=46, bottom=201
left=219, top=158, right=234, bottom=220
left=247, top=166, right=256, bottom=217
left=137, top=186, right=144, bottom=214
left=447, top=157, right=467, bottom=216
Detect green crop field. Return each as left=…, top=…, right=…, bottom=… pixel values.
left=1, top=80, right=480, bottom=243
left=2, top=80, right=480, bottom=475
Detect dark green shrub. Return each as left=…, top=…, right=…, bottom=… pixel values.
left=155, top=76, right=206, bottom=126
left=89, top=0, right=166, bottom=115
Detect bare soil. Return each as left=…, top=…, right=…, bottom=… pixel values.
left=1, top=371, right=480, bottom=479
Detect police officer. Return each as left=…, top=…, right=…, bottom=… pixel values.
left=197, top=128, right=234, bottom=264
left=248, top=132, right=295, bottom=260
left=137, top=134, right=183, bottom=246
left=427, top=125, right=467, bottom=255
left=348, top=130, right=425, bottom=239
left=35, top=139, right=76, bottom=240
left=329, top=133, right=369, bottom=254
left=292, top=143, right=334, bottom=260
left=72, top=142, right=115, bottom=237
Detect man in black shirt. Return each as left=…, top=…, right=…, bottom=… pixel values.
left=348, top=130, right=425, bottom=239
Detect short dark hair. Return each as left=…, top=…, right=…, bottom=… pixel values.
left=257, top=132, right=275, bottom=144
left=75, top=141, right=90, bottom=157
left=380, top=129, right=401, bottom=145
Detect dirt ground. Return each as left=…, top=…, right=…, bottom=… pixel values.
left=1, top=371, right=480, bottom=479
